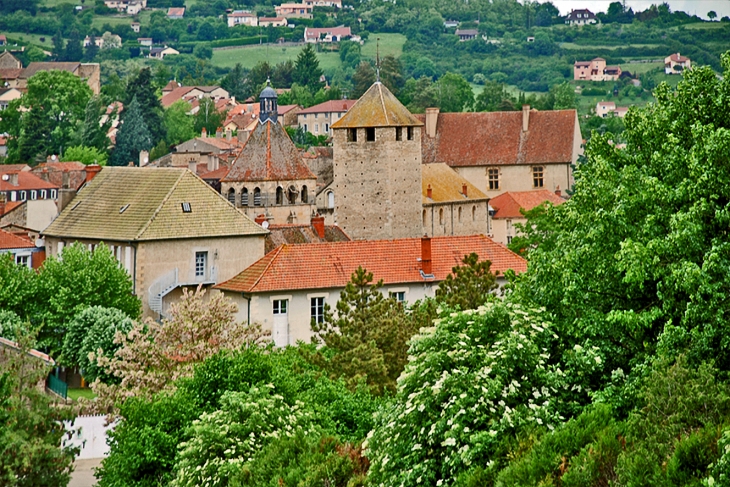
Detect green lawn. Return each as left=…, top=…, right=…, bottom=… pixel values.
left=620, top=61, right=664, bottom=74
left=2, top=32, right=53, bottom=48
left=92, top=14, right=134, bottom=29
left=68, top=388, right=96, bottom=401
left=212, top=44, right=341, bottom=70
left=360, top=33, right=406, bottom=60
left=677, top=21, right=726, bottom=30
left=560, top=42, right=661, bottom=50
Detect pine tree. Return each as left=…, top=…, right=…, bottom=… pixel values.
left=351, top=61, right=376, bottom=99
left=83, top=34, right=99, bottom=62
left=51, top=30, right=65, bottom=61
left=124, top=68, right=166, bottom=145
left=293, top=43, right=323, bottom=92
left=110, top=97, right=152, bottom=167
left=64, top=30, right=83, bottom=62
left=435, top=252, right=498, bottom=310
left=80, top=96, right=110, bottom=152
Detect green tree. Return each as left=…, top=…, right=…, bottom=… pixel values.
left=193, top=97, right=226, bottom=135
left=475, top=80, right=516, bottom=112
left=0, top=70, right=92, bottom=163
left=380, top=54, right=405, bottom=96
left=51, top=29, right=65, bottom=61
left=79, top=95, right=111, bottom=152
left=193, top=43, right=213, bottom=60
left=164, top=100, right=195, bottom=145
left=433, top=72, right=474, bottom=112
left=83, top=34, right=99, bottom=61
left=708, top=10, right=717, bottom=20
left=549, top=81, right=576, bottom=110
left=124, top=67, right=166, bottom=145
left=0, top=253, right=38, bottom=322
left=351, top=61, right=375, bottom=99
left=435, top=252, right=499, bottom=310
left=109, top=96, right=152, bottom=166
left=221, top=63, right=247, bottom=100
left=62, top=145, right=108, bottom=165
left=310, top=267, right=417, bottom=395
left=294, top=43, right=323, bottom=92
left=64, top=29, right=83, bottom=62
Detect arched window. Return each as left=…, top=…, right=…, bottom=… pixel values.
left=227, top=188, right=236, bottom=205
left=458, top=206, right=462, bottom=222
left=288, top=185, right=297, bottom=204
left=472, top=205, right=476, bottom=221
left=241, top=187, right=249, bottom=206
left=327, top=191, right=334, bottom=209
left=439, top=208, right=444, bottom=225
left=254, top=187, right=262, bottom=206
left=276, top=186, right=283, bottom=205
left=301, top=185, right=308, bottom=204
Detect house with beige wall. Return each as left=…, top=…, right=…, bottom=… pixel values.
left=17, top=62, right=101, bottom=95
left=275, top=3, right=313, bottom=18
left=573, top=57, right=621, bottom=81
left=489, top=189, right=565, bottom=246
left=228, top=10, right=258, bottom=27
left=418, top=106, right=582, bottom=199
left=42, top=167, right=268, bottom=318
left=297, top=99, right=356, bottom=137
left=665, top=53, right=690, bottom=74
left=215, top=235, right=526, bottom=346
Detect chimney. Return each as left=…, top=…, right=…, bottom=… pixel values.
left=62, top=170, right=69, bottom=189
left=462, top=183, right=467, bottom=197
left=85, top=164, right=102, bottom=183
left=426, top=184, right=432, bottom=199
left=8, top=173, right=18, bottom=186
left=216, top=127, right=223, bottom=138
left=0, top=193, right=5, bottom=216
left=522, top=105, right=530, bottom=132
left=254, top=214, right=267, bottom=226
left=139, top=149, right=149, bottom=167
left=40, top=167, right=49, bottom=182
left=421, top=236, right=432, bottom=276
left=425, top=107, right=439, bottom=138
left=555, top=185, right=561, bottom=197
left=311, top=214, right=325, bottom=239
left=201, top=127, right=207, bottom=138
left=226, top=128, right=232, bottom=142
left=188, top=160, right=197, bottom=173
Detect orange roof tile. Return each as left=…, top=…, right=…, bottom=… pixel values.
left=0, top=228, right=34, bottom=250
left=0, top=169, right=59, bottom=192
left=489, top=190, right=565, bottom=219
left=298, top=99, right=357, bottom=115
left=216, top=234, right=526, bottom=293
left=418, top=110, right=579, bottom=167
left=2, top=201, right=23, bottom=214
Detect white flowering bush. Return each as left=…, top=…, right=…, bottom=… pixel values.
left=171, top=384, right=316, bottom=487
left=366, top=302, right=602, bottom=487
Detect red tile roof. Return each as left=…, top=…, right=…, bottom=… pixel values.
left=200, top=166, right=230, bottom=180
left=490, top=190, right=565, bottom=219
left=667, top=53, right=690, bottom=63
left=418, top=110, right=578, bottom=167
left=0, top=169, right=59, bottom=191
left=216, top=234, right=527, bottom=293
left=0, top=228, right=34, bottom=250
left=167, top=7, right=185, bottom=15
left=297, top=99, right=356, bottom=115
left=304, top=26, right=351, bottom=41
left=161, top=86, right=224, bottom=108
left=2, top=201, right=23, bottom=215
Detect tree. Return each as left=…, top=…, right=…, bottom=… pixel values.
left=193, top=97, right=226, bottom=135
left=51, top=29, right=65, bottom=61
left=124, top=67, right=166, bottom=145
left=351, top=61, right=375, bottom=99
left=549, top=81, right=576, bottom=109
left=708, top=10, right=717, bottom=21
left=0, top=328, right=79, bottom=486
left=0, top=253, right=38, bottom=324
left=0, top=70, right=92, bottom=163
left=83, top=34, right=99, bottom=61
left=193, top=43, right=213, bottom=60
left=294, top=43, right=323, bottom=92
left=64, top=29, right=84, bottom=62
left=221, top=63, right=247, bottom=100
left=79, top=95, right=111, bottom=152
left=109, top=96, right=152, bottom=166
left=310, top=267, right=417, bottom=395
left=379, top=55, right=405, bottom=96
left=435, top=252, right=499, bottom=310
left=164, top=100, right=195, bottom=145
left=37, top=243, right=140, bottom=354
left=433, top=72, right=474, bottom=112
left=197, top=22, right=216, bottom=41
left=62, top=145, right=108, bottom=165
left=475, top=80, right=516, bottom=112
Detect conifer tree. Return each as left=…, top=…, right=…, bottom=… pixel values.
left=83, top=34, right=99, bottom=62
left=351, top=61, right=375, bottom=99
left=124, top=67, right=166, bottom=145
left=51, top=30, right=65, bottom=61
left=293, top=43, right=323, bottom=92
left=64, top=30, right=83, bottom=62
left=110, top=96, right=152, bottom=166
left=435, top=252, right=498, bottom=310
left=80, top=96, right=111, bottom=152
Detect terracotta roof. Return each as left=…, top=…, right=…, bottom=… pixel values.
left=42, top=167, right=267, bottom=242
left=0, top=164, right=30, bottom=172
left=489, top=190, right=565, bottom=219
left=162, top=80, right=181, bottom=92
left=2, top=201, right=23, bottom=215
left=21, top=62, right=80, bottom=79
left=260, top=17, right=285, bottom=21
left=161, top=86, right=224, bottom=107
left=229, top=10, right=254, bottom=17
left=304, top=26, right=351, bottom=41
left=298, top=99, right=356, bottom=115
left=216, top=235, right=527, bottom=293
left=265, top=223, right=350, bottom=253
left=222, top=120, right=316, bottom=182
left=422, top=163, right=488, bottom=204
left=574, top=61, right=591, bottom=67
left=667, top=53, right=690, bottom=62
left=418, top=110, right=578, bottom=167
left=30, top=162, right=88, bottom=190
left=0, top=169, right=59, bottom=191
left=331, top=82, right=423, bottom=129
left=200, top=166, right=230, bottom=181
left=0, top=228, right=34, bottom=250
left=0, top=68, right=22, bottom=80
left=167, top=7, right=185, bottom=15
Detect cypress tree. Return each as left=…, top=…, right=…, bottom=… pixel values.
left=51, top=30, right=65, bottom=61
left=293, top=43, right=324, bottom=92
left=64, top=30, right=83, bottom=62
left=83, top=34, right=99, bottom=62
left=110, top=97, right=152, bottom=167
left=124, top=68, right=166, bottom=146
left=80, top=96, right=110, bottom=152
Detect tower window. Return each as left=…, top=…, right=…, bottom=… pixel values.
left=407, top=127, right=414, bottom=140
left=276, top=186, right=284, bottom=205
left=347, top=128, right=357, bottom=142
left=366, top=127, right=375, bottom=141
left=241, top=187, right=249, bottom=206
left=395, top=127, right=403, bottom=141
left=301, top=185, right=308, bottom=204
left=327, top=191, right=334, bottom=209
left=227, top=188, right=236, bottom=205
left=254, top=187, right=262, bottom=206
left=439, top=208, right=444, bottom=225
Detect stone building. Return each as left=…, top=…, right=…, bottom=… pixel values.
left=221, top=82, right=318, bottom=225
left=330, top=81, right=424, bottom=241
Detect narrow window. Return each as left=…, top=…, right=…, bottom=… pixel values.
left=325, top=123, right=329, bottom=133
left=310, top=297, right=324, bottom=324
left=422, top=209, right=426, bottom=226
left=366, top=127, right=375, bottom=141
left=40, top=189, right=47, bottom=199
left=195, top=251, right=207, bottom=278
left=273, top=299, right=288, bottom=314
left=10, top=191, right=16, bottom=202
left=50, top=189, right=57, bottom=199
left=439, top=208, right=444, bottom=225
left=472, top=205, right=476, bottom=221
left=347, top=128, right=357, bottom=142
left=227, top=188, right=236, bottom=205
left=301, top=185, right=308, bottom=204
left=288, top=186, right=297, bottom=204
left=276, top=186, right=284, bottom=205
left=327, top=191, right=334, bottom=209
left=533, top=166, right=544, bottom=188
left=254, top=187, right=262, bottom=206
left=19, top=191, right=26, bottom=201
left=304, top=124, right=308, bottom=132
left=30, top=190, right=37, bottom=200
left=507, top=236, right=513, bottom=244
left=458, top=206, right=462, bottom=222
left=488, top=168, right=500, bottom=190
left=241, top=187, right=249, bottom=206
left=407, top=126, right=414, bottom=140
left=395, top=127, right=403, bottom=141
left=314, top=123, right=319, bottom=134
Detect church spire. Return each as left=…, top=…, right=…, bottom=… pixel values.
left=259, top=78, right=278, bottom=123
left=375, top=37, right=381, bottom=82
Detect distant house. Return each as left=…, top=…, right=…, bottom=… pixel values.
left=160, top=85, right=229, bottom=108
left=303, top=26, right=351, bottom=43
left=455, top=29, right=478, bottom=41
left=227, top=10, right=258, bottom=27
left=0, top=166, right=60, bottom=232
left=131, top=22, right=140, bottom=33
left=0, top=35, right=6, bottom=46
left=596, top=101, right=616, bottom=118
left=83, top=36, right=104, bottom=48
left=275, top=3, right=313, bottom=19
left=167, top=7, right=185, bottom=19
left=149, top=46, right=179, bottom=59
left=565, top=9, right=597, bottom=25
left=0, top=229, right=43, bottom=268
left=137, top=37, right=153, bottom=47
left=0, top=87, right=21, bottom=110
left=104, top=0, right=146, bottom=14
left=258, top=17, right=288, bottom=27
left=444, top=20, right=459, bottom=29
left=574, top=57, right=621, bottom=81
left=665, top=52, right=691, bottom=74
left=13, top=62, right=101, bottom=95
left=489, top=190, right=565, bottom=246
left=302, top=0, right=341, bottom=7
left=297, top=99, right=357, bottom=136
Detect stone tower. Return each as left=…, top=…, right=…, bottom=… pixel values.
left=330, top=82, right=423, bottom=241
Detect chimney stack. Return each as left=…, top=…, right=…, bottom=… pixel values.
left=311, top=214, right=325, bottom=239
left=462, top=183, right=467, bottom=197
left=188, top=160, right=197, bottom=174
left=216, top=127, right=223, bottom=139
left=522, top=105, right=530, bottom=132
left=8, top=173, right=18, bottom=186
left=62, top=170, right=69, bottom=189
left=201, top=127, right=207, bottom=138
left=555, top=185, right=562, bottom=197
left=254, top=214, right=267, bottom=226
left=426, top=184, right=432, bottom=199
left=425, top=108, right=439, bottom=138
left=421, top=235, right=432, bottom=276
left=85, top=164, right=102, bottom=183
left=139, top=149, right=149, bottom=167
left=226, top=128, right=232, bottom=142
